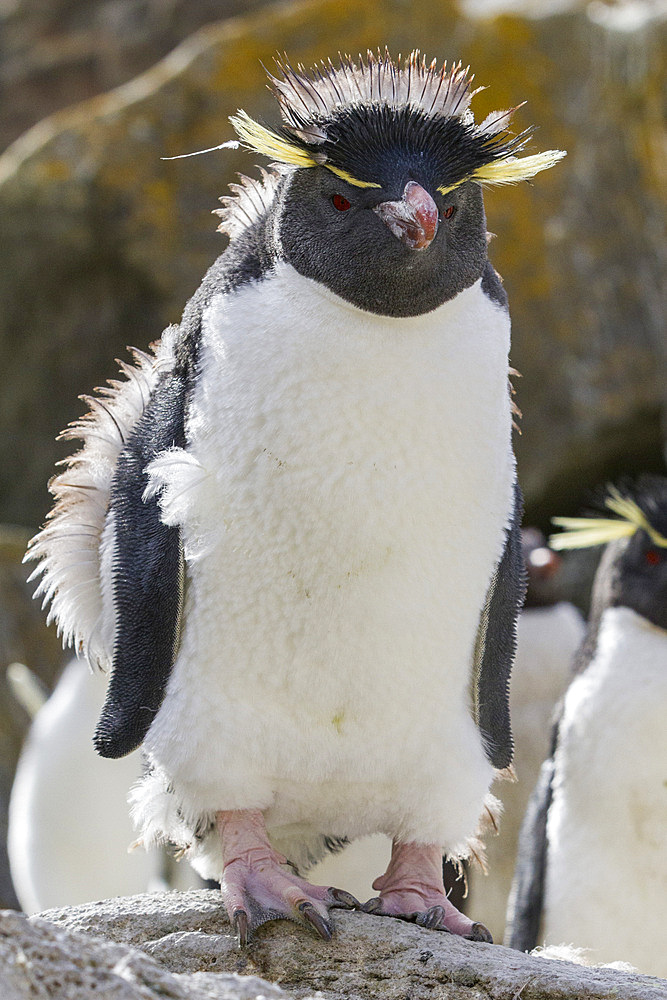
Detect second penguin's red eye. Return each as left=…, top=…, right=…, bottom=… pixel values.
left=443, top=205, right=456, bottom=219
left=645, top=548, right=661, bottom=566
left=332, top=194, right=351, bottom=211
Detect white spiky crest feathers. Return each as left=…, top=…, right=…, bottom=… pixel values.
left=24, top=334, right=177, bottom=669
left=269, top=50, right=479, bottom=137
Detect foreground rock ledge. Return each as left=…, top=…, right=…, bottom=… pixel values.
left=1, top=889, right=660, bottom=999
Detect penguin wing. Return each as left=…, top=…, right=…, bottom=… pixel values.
left=94, top=371, right=187, bottom=759
left=504, top=751, right=555, bottom=951
left=472, top=480, right=527, bottom=769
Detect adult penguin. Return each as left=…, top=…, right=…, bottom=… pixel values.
left=27, top=51, right=564, bottom=944
left=506, top=477, right=667, bottom=977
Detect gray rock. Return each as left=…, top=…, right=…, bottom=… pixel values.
left=35, top=888, right=667, bottom=999
left=0, top=907, right=292, bottom=999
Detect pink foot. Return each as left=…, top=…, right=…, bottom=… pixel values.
left=362, top=840, right=492, bottom=943
left=216, top=810, right=358, bottom=945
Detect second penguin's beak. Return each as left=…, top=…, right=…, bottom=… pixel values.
left=373, top=181, right=439, bottom=250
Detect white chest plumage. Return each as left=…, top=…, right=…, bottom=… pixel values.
left=139, top=263, right=514, bottom=870
left=544, top=606, right=667, bottom=976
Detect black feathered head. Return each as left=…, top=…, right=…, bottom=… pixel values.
left=230, top=50, right=565, bottom=195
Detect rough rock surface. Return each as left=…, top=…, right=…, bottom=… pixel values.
left=0, top=907, right=292, bottom=1000
left=29, top=889, right=667, bottom=999
left=0, top=0, right=665, bottom=530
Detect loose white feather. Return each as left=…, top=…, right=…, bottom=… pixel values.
left=24, top=332, right=177, bottom=669
left=144, top=448, right=211, bottom=561
left=215, top=166, right=284, bottom=240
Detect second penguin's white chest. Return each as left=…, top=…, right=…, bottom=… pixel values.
left=543, top=607, right=667, bottom=973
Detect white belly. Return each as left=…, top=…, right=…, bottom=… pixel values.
left=543, top=607, right=667, bottom=977
left=142, top=263, right=514, bottom=857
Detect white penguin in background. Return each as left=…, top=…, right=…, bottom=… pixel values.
left=506, top=477, right=667, bottom=978
left=26, top=51, right=565, bottom=943
left=8, top=658, right=199, bottom=914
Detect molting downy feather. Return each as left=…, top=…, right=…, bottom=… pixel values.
left=24, top=332, right=177, bottom=670
left=144, top=448, right=211, bottom=561
left=215, top=166, right=284, bottom=240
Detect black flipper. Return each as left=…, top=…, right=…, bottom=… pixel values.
left=504, top=750, right=556, bottom=951
left=472, top=480, right=526, bottom=769
left=94, top=372, right=187, bottom=759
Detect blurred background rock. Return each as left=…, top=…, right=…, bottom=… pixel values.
left=0, top=0, right=269, bottom=152
left=0, top=0, right=664, bottom=928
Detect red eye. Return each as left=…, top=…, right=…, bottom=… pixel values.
left=645, top=548, right=661, bottom=566
left=443, top=205, right=456, bottom=220
left=332, top=194, right=351, bottom=212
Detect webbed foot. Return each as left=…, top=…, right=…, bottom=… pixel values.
left=216, top=810, right=359, bottom=946
left=362, top=840, right=493, bottom=943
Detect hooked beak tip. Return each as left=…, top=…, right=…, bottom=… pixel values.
left=374, top=181, right=439, bottom=250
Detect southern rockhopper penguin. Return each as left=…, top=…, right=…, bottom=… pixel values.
left=505, top=477, right=667, bottom=977
left=26, top=51, right=565, bottom=945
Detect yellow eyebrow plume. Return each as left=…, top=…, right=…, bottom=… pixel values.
left=438, top=149, right=566, bottom=196
left=324, top=164, right=381, bottom=189
left=604, top=488, right=667, bottom=548
left=230, top=111, right=382, bottom=189
left=549, top=486, right=667, bottom=551
left=549, top=517, right=637, bottom=550
left=473, top=150, right=567, bottom=185
left=231, top=109, right=566, bottom=196
left=230, top=111, right=318, bottom=169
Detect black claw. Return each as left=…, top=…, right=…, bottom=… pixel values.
left=299, top=901, right=333, bottom=941
left=233, top=909, right=249, bottom=947
left=329, top=887, right=360, bottom=909
left=465, top=921, right=493, bottom=944
left=416, top=905, right=448, bottom=930
left=361, top=896, right=383, bottom=914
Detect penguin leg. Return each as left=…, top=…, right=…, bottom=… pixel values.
left=362, top=840, right=493, bottom=943
left=216, top=809, right=358, bottom=945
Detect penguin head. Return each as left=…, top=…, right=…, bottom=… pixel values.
left=219, top=51, right=566, bottom=317
left=606, top=525, right=667, bottom=630
left=552, top=476, right=667, bottom=631
left=276, top=156, right=487, bottom=316
left=603, top=479, right=667, bottom=630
